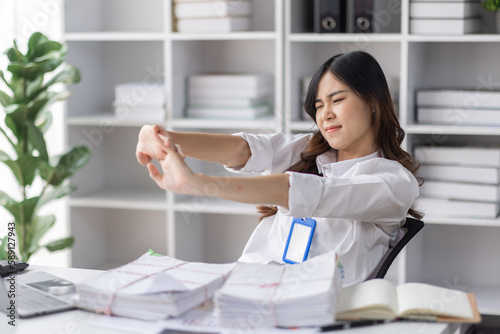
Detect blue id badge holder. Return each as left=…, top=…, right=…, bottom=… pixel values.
left=282, top=218, right=316, bottom=264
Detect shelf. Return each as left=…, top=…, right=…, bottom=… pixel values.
left=406, top=124, right=500, bottom=136
left=174, top=198, right=258, bottom=215
left=424, top=216, right=500, bottom=228
left=170, top=31, right=277, bottom=41
left=172, top=116, right=277, bottom=130
left=67, top=113, right=164, bottom=127
left=70, top=188, right=167, bottom=210
left=288, top=33, right=402, bottom=43
left=64, top=32, right=165, bottom=41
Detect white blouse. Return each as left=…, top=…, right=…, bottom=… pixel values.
left=226, top=132, right=420, bottom=287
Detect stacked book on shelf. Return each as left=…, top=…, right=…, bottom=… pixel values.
left=113, top=82, right=165, bottom=122
left=73, top=251, right=234, bottom=320
left=415, top=146, right=500, bottom=219
left=186, top=73, right=273, bottom=119
left=174, top=0, right=253, bottom=33
left=416, top=89, right=500, bottom=126
left=214, top=252, right=343, bottom=328
left=409, top=1, right=482, bottom=34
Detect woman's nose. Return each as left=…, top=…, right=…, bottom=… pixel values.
left=323, top=105, right=335, bottom=120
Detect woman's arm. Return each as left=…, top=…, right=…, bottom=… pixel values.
left=136, top=125, right=251, bottom=168
left=147, top=139, right=290, bottom=208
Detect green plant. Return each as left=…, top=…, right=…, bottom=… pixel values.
left=0, top=32, right=91, bottom=262
left=482, top=0, right=500, bottom=11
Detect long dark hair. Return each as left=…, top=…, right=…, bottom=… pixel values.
left=257, top=51, right=423, bottom=221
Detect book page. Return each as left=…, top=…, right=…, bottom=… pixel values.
left=396, top=283, right=473, bottom=319
left=336, top=279, right=397, bottom=320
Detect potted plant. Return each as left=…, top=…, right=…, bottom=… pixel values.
left=482, top=0, right=500, bottom=33
left=0, top=32, right=91, bottom=262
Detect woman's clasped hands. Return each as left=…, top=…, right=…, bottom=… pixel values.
left=136, top=124, right=201, bottom=196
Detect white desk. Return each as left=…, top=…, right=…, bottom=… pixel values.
left=0, top=265, right=462, bottom=334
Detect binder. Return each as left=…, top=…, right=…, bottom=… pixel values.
left=314, top=0, right=346, bottom=33
left=354, top=0, right=374, bottom=33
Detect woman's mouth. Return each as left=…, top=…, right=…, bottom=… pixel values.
left=326, top=125, right=341, bottom=133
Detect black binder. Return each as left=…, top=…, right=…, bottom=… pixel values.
left=314, top=0, right=347, bottom=33
left=354, top=0, right=374, bottom=33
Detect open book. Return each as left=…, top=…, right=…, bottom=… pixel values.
left=336, top=279, right=481, bottom=323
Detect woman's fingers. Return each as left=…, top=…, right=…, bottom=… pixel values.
left=137, top=152, right=152, bottom=165
left=147, top=163, right=163, bottom=187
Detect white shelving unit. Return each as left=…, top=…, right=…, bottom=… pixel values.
left=62, top=0, right=500, bottom=316
left=62, top=0, right=279, bottom=269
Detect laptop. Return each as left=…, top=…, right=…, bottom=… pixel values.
left=0, top=271, right=76, bottom=318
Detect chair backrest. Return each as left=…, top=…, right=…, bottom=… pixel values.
left=366, top=217, right=425, bottom=280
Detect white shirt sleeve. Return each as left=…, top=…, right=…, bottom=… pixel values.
left=280, top=158, right=419, bottom=223
left=224, top=132, right=312, bottom=175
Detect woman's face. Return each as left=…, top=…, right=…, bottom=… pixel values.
left=315, top=72, right=377, bottom=161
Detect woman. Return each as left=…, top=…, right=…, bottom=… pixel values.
left=136, top=51, right=422, bottom=286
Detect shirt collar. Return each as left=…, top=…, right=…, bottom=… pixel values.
left=316, top=150, right=380, bottom=178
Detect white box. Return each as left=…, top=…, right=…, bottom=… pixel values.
left=410, top=2, right=480, bottom=19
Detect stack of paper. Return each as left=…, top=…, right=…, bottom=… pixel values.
left=73, top=251, right=234, bottom=321
left=409, top=1, right=481, bottom=34
left=214, top=252, right=343, bottom=328
left=113, top=82, right=165, bottom=122
left=415, top=146, right=500, bottom=219
left=416, top=89, right=500, bottom=127
left=174, top=0, right=253, bottom=33
left=186, top=73, right=273, bottom=119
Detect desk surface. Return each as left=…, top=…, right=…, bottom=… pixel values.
left=1, top=265, right=461, bottom=334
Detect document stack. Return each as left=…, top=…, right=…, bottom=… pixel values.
left=416, top=89, right=500, bottom=126
left=113, top=82, right=165, bottom=122
left=186, top=73, right=273, bottom=119
left=214, top=252, right=343, bottom=328
left=73, top=251, right=234, bottom=321
left=174, top=0, right=253, bottom=33
left=414, top=146, right=500, bottom=219
left=409, top=1, right=482, bottom=34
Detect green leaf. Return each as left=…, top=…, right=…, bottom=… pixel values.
left=0, top=90, right=13, bottom=107
left=0, top=149, right=12, bottom=161
left=43, top=65, right=81, bottom=88
left=0, top=190, right=20, bottom=222
left=3, top=156, right=38, bottom=187
left=35, top=109, right=53, bottom=133
left=26, top=74, right=44, bottom=98
left=5, top=45, right=25, bottom=63
left=27, top=121, right=48, bottom=160
left=44, top=236, right=74, bottom=252
left=33, top=52, right=66, bottom=73
left=7, top=63, right=42, bottom=80
left=9, top=76, right=24, bottom=100
left=18, top=197, right=39, bottom=226
left=0, top=236, right=9, bottom=260
left=38, top=182, right=75, bottom=209
left=5, top=105, right=27, bottom=141
left=34, top=41, right=63, bottom=58
left=27, top=32, right=49, bottom=60
left=26, top=98, right=49, bottom=121
left=50, top=146, right=92, bottom=186
left=27, top=214, right=55, bottom=254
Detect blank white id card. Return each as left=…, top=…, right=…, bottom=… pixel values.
left=282, top=218, right=316, bottom=264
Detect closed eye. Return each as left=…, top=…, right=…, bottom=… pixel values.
left=333, top=98, right=345, bottom=103
left=315, top=105, right=323, bottom=110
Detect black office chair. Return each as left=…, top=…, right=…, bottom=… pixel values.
left=366, top=217, right=425, bottom=280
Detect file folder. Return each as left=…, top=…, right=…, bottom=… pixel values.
left=314, top=0, right=346, bottom=33
left=354, top=0, right=374, bottom=33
